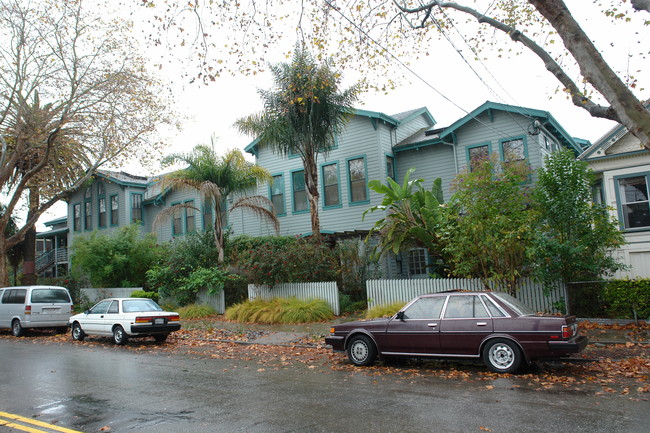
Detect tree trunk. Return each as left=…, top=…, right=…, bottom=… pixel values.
left=0, top=236, right=9, bottom=286
left=303, top=155, right=321, bottom=237
left=214, top=202, right=225, bottom=264
left=21, top=188, right=39, bottom=285
left=530, top=0, right=650, bottom=150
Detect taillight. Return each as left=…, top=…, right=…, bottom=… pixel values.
left=24, top=305, right=31, bottom=315
left=135, top=316, right=152, bottom=323
left=562, top=325, right=574, bottom=339
left=168, top=316, right=179, bottom=322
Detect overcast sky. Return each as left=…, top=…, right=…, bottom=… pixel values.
left=38, top=0, right=649, bottom=226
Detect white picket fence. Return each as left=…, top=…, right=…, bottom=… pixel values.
left=366, top=278, right=568, bottom=314
left=248, top=282, right=340, bottom=315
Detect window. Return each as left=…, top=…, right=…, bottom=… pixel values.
left=110, top=195, right=119, bottom=225
left=31, top=288, right=70, bottom=303
left=482, top=295, right=506, bottom=318
left=172, top=204, right=182, bottom=235
left=84, top=188, right=91, bottom=200
left=97, top=182, right=105, bottom=195
left=107, top=301, right=119, bottom=314
left=185, top=200, right=196, bottom=233
left=444, top=295, right=489, bottom=319
left=322, top=163, right=340, bottom=207
left=348, top=157, right=367, bottom=203
left=131, top=194, right=143, bottom=223
left=501, top=138, right=526, bottom=162
left=203, top=200, right=213, bottom=230
left=402, top=296, right=446, bottom=319
left=408, top=248, right=428, bottom=276
left=73, top=203, right=81, bottom=231
left=618, top=175, right=650, bottom=229
left=467, top=144, right=490, bottom=171
left=270, top=175, right=285, bottom=215
left=84, top=201, right=92, bottom=230
left=98, top=197, right=106, bottom=228
left=89, top=300, right=111, bottom=314
left=386, top=155, right=395, bottom=180
left=292, top=170, right=308, bottom=212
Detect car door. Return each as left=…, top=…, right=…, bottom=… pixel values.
left=384, top=295, right=446, bottom=355
left=81, top=300, right=112, bottom=335
left=439, top=294, right=493, bottom=356
left=100, top=300, right=120, bottom=334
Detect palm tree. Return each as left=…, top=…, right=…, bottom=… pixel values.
left=235, top=45, right=359, bottom=236
left=155, top=145, right=278, bottom=263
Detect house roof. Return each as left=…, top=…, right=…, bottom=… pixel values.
left=244, top=106, right=436, bottom=156
left=96, top=170, right=150, bottom=187
left=579, top=123, right=631, bottom=161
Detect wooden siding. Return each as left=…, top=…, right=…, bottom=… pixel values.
left=248, top=282, right=340, bottom=315
left=366, top=278, right=567, bottom=314
left=395, top=144, right=457, bottom=199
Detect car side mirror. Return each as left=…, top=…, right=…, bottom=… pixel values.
left=395, top=311, right=405, bottom=321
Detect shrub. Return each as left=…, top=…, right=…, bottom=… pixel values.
left=339, top=293, right=367, bottom=314
left=603, top=279, right=650, bottom=320
left=365, top=301, right=405, bottom=319
left=228, top=235, right=337, bottom=285
left=130, top=290, right=159, bottom=303
left=225, top=297, right=334, bottom=324
left=177, top=304, right=217, bottom=319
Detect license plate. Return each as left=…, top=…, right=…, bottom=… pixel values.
left=154, top=318, right=165, bottom=325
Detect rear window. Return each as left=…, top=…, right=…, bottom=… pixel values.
left=30, top=288, right=71, bottom=303
left=122, top=299, right=162, bottom=313
left=492, top=292, right=535, bottom=316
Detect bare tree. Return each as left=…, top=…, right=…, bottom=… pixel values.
left=0, top=0, right=174, bottom=284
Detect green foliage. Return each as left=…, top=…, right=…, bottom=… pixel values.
left=229, top=235, right=337, bottom=285
left=531, top=149, right=625, bottom=285
left=602, top=279, right=650, bottom=319
left=365, top=301, right=405, bottom=319
left=225, top=297, right=334, bottom=324
left=364, top=169, right=447, bottom=270
left=334, top=239, right=381, bottom=304
left=70, top=225, right=164, bottom=288
left=177, top=303, right=217, bottom=319
left=130, top=290, right=159, bottom=303
left=443, top=156, right=536, bottom=295
left=339, top=293, right=367, bottom=314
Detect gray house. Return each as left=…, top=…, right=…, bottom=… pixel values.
left=38, top=100, right=584, bottom=279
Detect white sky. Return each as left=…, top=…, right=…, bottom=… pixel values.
left=37, top=0, right=649, bottom=228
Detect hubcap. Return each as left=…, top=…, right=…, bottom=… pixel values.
left=351, top=340, right=368, bottom=362
left=489, top=343, right=514, bottom=369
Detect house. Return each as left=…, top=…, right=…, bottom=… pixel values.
left=35, top=217, right=69, bottom=277
left=579, top=123, right=650, bottom=278
left=39, top=100, right=585, bottom=280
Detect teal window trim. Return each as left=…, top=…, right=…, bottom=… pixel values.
left=346, top=155, right=370, bottom=206
left=72, top=202, right=81, bottom=232
left=466, top=142, right=492, bottom=170
left=130, top=193, right=144, bottom=225
left=290, top=168, right=310, bottom=214
left=184, top=199, right=196, bottom=234
left=321, top=161, right=342, bottom=210
left=269, top=173, right=287, bottom=217
left=613, top=172, right=650, bottom=232
left=171, top=201, right=182, bottom=236
left=83, top=199, right=92, bottom=231
left=97, top=197, right=107, bottom=229
left=202, top=199, right=214, bottom=231
left=385, top=153, right=396, bottom=180
left=109, top=194, right=119, bottom=226
left=499, top=136, right=529, bottom=162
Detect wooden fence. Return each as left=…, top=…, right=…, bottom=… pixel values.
left=248, top=282, right=340, bottom=315
left=196, top=288, right=226, bottom=314
left=366, top=278, right=567, bottom=314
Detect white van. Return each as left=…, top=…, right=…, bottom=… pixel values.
left=0, top=286, right=73, bottom=337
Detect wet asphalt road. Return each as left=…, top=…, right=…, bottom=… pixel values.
left=0, top=339, right=648, bottom=433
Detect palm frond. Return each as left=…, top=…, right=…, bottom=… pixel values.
left=229, top=195, right=279, bottom=234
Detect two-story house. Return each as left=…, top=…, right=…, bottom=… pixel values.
left=579, top=122, right=650, bottom=278
left=38, top=100, right=585, bottom=280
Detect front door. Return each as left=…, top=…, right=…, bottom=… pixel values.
left=439, top=294, right=493, bottom=356
left=384, top=295, right=446, bottom=355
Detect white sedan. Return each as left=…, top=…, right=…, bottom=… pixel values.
left=69, top=298, right=181, bottom=345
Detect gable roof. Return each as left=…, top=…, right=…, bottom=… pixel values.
left=244, top=106, right=436, bottom=156
left=441, top=101, right=583, bottom=154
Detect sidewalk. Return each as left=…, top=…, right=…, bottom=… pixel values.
left=181, top=316, right=649, bottom=346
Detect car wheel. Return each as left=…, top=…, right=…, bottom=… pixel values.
left=483, top=338, right=522, bottom=373
left=346, top=334, right=377, bottom=366
left=112, top=325, right=128, bottom=345
left=11, top=319, right=24, bottom=337
left=154, top=334, right=169, bottom=343
left=72, top=323, right=85, bottom=341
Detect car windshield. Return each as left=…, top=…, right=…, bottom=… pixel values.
left=492, top=292, right=536, bottom=316
left=31, top=288, right=71, bottom=303
left=122, top=299, right=163, bottom=313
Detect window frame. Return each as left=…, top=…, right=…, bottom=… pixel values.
left=290, top=169, right=309, bottom=214
left=202, top=199, right=213, bottom=231
left=171, top=201, right=183, bottom=236
left=499, top=136, right=528, bottom=163
left=407, top=247, right=429, bottom=277
left=269, top=173, right=286, bottom=216
left=321, top=162, right=342, bottom=209
left=72, top=203, right=81, bottom=232
left=84, top=199, right=92, bottom=231
left=385, top=154, right=396, bottom=181
left=466, top=142, right=492, bottom=171
left=130, top=193, right=144, bottom=225
left=614, top=172, right=650, bottom=232
left=346, top=155, right=370, bottom=205
left=184, top=200, right=196, bottom=234
left=110, top=194, right=119, bottom=226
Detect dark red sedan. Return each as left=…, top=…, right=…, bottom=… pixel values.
left=325, top=290, right=588, bottom=373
